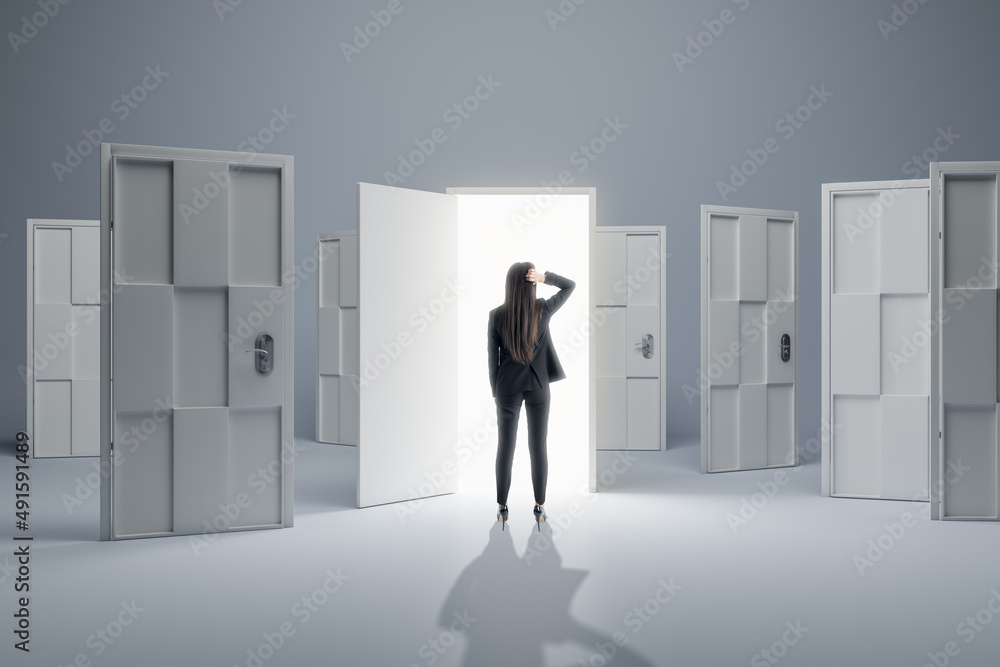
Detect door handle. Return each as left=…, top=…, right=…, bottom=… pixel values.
left=780, top=333, right=791, bottom=363
left=245, top=333, right=274, bottom=376
left=634, top=333, right=654, bottom=360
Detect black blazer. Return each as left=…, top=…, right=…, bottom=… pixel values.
left=488, top=272, right=576, bottom=398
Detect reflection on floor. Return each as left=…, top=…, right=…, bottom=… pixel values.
left=4, top=438, right=1000, bottom=666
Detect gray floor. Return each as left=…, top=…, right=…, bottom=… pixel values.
left=3, top=438, right=1000, bottom=667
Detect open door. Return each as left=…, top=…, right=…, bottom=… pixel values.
left=356, top=184, right=459, bottom=507
left=351, top=184, right=594, bottom=505
left=701, top=205, right=798, bottom=473
left=932, top=161, right=1000, bottom=521
left=26, top=219, right=100, bottom=458
left=821, top=181, right=931, bottom=502
left=100, top=143, right=294, bottom=540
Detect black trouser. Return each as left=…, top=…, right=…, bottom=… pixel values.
left=495, top=384, right=550, bottom=506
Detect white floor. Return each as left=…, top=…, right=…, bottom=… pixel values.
left=4, top=438, right=1000, bottom=667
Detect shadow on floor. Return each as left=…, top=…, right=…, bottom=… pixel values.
left=439, top=520, right=657, bottom=666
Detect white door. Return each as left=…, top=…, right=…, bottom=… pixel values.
left=932, top=161, right=1000, bottom=521
left=594, top=227, right=666, bottom=451
left=821, top=181, right=931, bottom=502
left=100, top=143, right=295, bottom=540
left=701, top=205, right=797, bottom=473
left=26, top=219, right=100, bottom=458
left=356, top=184, right=459, bottom=507
left=353, top=184, right=596, bottom=504
left=317, top=232, right=359, bottom=446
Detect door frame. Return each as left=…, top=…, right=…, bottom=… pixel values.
left=26, top=218, right=100, bottom=458
left=99, top=143, right=295, bottom=540
left=820, top=179, right=931, bottom=500
left=446, top=187, right=599, bottom=491
left=700, top=204, right=799, bottom=474
left=595, top=225, right=667, bottom=452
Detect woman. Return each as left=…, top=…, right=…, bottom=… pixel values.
left=488, top=262, right=575, bottom=530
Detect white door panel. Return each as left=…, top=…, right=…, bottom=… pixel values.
left=708, top=300, right=740, bottom=386
left=626, top=378, right=659, bottom=450
left=702, top=206, right=797, bottom=473
left=317, top=233, right=359, bottom=446
left=596, top=306, right=626, bottom=378
left=822, top=181, right=932, bottom=502
left=597, top=377, right=627, bottom=451
left=27, top=220, right=102, bottom=458
left=356, top=183, right=458, bottom=507
left=595, top=227, right=665, bottom=452
left=594, top=232, right=627, bottom=306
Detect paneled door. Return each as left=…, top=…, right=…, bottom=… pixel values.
left=701, top=206, right=798, bottom=473
left=26, top=219, right=100, bottom=458
left=594, top=226, right=666, bottom=451
left=316, top=232, right=359, bottom=446
left=100, top=143, right=294, bottom=540
left=821, top=180, right=931, bottom=502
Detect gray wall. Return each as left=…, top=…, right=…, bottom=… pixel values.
left=3, top=0, right=999, bottom=442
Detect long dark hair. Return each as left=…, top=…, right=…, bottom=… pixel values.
left=500, top=262, right=541, bottom=365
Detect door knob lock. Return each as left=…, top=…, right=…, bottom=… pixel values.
left=635, top=333, right=654, bottom=360
left=780, top=333, right=791, bottom=363
left=246, top=333, right=274, bottom=376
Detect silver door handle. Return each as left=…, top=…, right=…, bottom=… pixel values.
left=245, top=333, right=274, bottom=375
left=634, top=333, right=654, bottom=359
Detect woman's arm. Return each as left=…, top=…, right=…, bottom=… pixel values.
left=488, top=310, right=500, bottom=398
left=538, top=271, right=575, bottom=315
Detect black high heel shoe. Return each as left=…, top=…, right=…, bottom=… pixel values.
left=497, top=504, right=509, bottom=531
left=533, top=504, right=546, bottom=531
